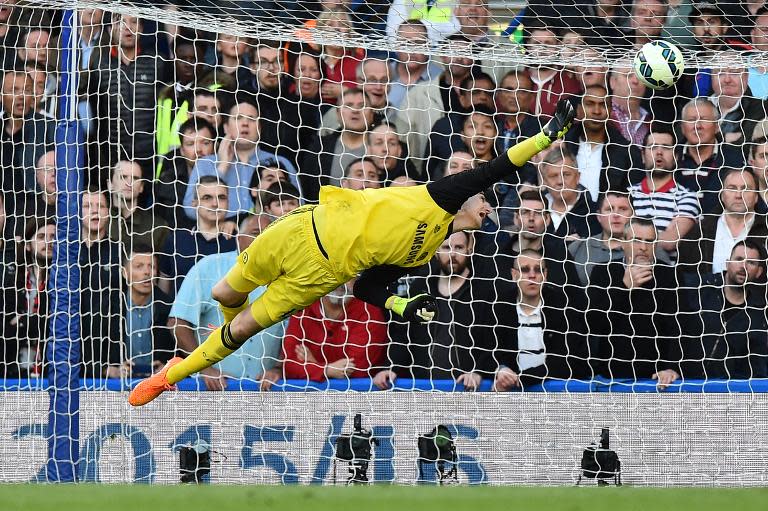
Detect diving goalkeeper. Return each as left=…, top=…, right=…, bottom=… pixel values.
left=128, top=99, right=575, bottom=406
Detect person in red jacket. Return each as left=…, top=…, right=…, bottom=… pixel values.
left=280, top=279, right=387, bottom=383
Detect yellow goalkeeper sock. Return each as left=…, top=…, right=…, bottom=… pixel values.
left=166, top=323, right=239, bottom=384
left=506, top=132, right=552, bottom=167
left=219, top=298, right=249, bottom=324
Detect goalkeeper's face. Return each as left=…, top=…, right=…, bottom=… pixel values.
left=456, top=193, right=491, bottom=230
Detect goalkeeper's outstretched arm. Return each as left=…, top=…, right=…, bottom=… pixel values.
left=425, top=98, right=575, bottom=215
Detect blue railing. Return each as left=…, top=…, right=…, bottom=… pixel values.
left=3, top=378, right=768, bottom=393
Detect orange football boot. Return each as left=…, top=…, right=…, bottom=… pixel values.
left=128, top=357, right=183, bottom=406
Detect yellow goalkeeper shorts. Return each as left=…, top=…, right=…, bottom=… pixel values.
left=224, top=205, right=347, bottom=327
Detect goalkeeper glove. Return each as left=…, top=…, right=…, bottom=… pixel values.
left=541, top=98, right=576, bottom=142
left=386, top=294, right=438, bottom=323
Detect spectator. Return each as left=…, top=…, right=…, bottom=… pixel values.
left=112, top=244, right=173, bottom=379
left=501, top=190, right=550, bottom=253
left=260, top=181, right=301, bottom=218
left=282, top=278, right=387, bottom=383
left=443, top=151, right=474, bottom=176
left=373, top=232, right=498, bottom=391
left=587, top=217, right=682, bottom=387
left=422, top=72, right=498, bottom=179
left=340, top=157, right=382, bottom=191
left=85, top=14, right=162, bottom=171
left=564, top=84, right=643, bottom=202
left=0, top=70, right=55, bottom=194
left=0, top=1, right=22, bottom=71
left=299, top=88, right=373, bottom=200
left=248, top=41, right=303, bottom=165
left=539, top=148, right=600, bottom=243
left=608, top=66, right=650, bottom=147
left=581, top=0, right=631, bottom=48
left=314, top=10, right=365, bottom=106
left=161, top=176, right=237, bottom=296
left=568, top=191, right=636, bottom=286
left=25, top=62, right=55, bottom=119
left=155, top=38, right=214, bottom=165
left=748, top=7, right=768, bottom=99
left=155, top=118, right=216, bottom=229
left=108, top=160, right=169, bottom=251
left=189, top=88, right=224, bottom=135
left=493, top=249, right=590, bottom=390
left=214, top=33, right=252, bottom=90
left=386, top=0, right=459, bottom=44
left=495, top=71, right=540, bottom=153
left=680, top=240, right=768, bottom=379
left=366, top=122, right=415, bottom=182
left=498, top=189, right=579, bottom=287
left=563, top=46, right=609, bottom=92
left=629, top=126, right=700, bottom=254
left=1, top=216, right=55, bottom=378
left=750, top=136, right=768, bottom=211
left=288, top=52, right=327, bottom=152
left=709, top=61, right=768, bottom=147
left=402, top=35, right=477, bottom=156
left=169, top=213, right=283, bottom=389
left=454, top=0, right=490, bottom=43
left=183, top=99, right=298, bottom=218
left=677, top=98, right=746, bottom=214
left=660, top=0, right=697, bottom=50
left=388, top=20, right=442, bottom=110
left=524, top=24, right=581, bottom=117
left=627, top=0, right=669, bottom=48
left=79, top=189, right=123, bottom=378
left=461, top=108, right=498, bottom=160
left=16, top=29, right=50, bottom=68
left=321, top=57, right=399, bottom=135
left=678, top=168, right=768, bottom=277
left=248, top=162, right=289, bottom=211
left=686, top=3, right=739, bottom=98
left=291, top=51, right=322, bottom=104
left=33, top=150, right=56, bottom=216
left=78, top=8, right=109, bottom=70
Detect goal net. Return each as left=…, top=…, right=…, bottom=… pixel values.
left=1, top=0, right=768, bottom=485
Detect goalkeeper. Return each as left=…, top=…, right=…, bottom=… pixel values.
left=129, top=99, right=575, bottom=406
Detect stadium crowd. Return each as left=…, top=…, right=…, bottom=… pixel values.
left=1, top=0, right=768, bottom=390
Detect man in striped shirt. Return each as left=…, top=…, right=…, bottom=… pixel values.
left=629, top=126, right=700, bottom=255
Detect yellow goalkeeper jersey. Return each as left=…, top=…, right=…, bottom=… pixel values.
left=314, top=185, right=454, bottom=277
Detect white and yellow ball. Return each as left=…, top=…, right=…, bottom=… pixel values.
left=633, top=40, right=685, bottom=90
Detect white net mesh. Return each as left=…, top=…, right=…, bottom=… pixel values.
left=1, top=0, right=768, bottom=485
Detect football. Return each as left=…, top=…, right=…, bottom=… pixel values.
left=633, top=40, right=685, bottom=90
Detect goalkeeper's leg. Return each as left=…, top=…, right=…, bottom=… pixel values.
left=129, top=206, right=345, bottom=406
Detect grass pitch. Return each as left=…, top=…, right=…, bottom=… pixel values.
left=1, top=485, right=767, bottom=511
